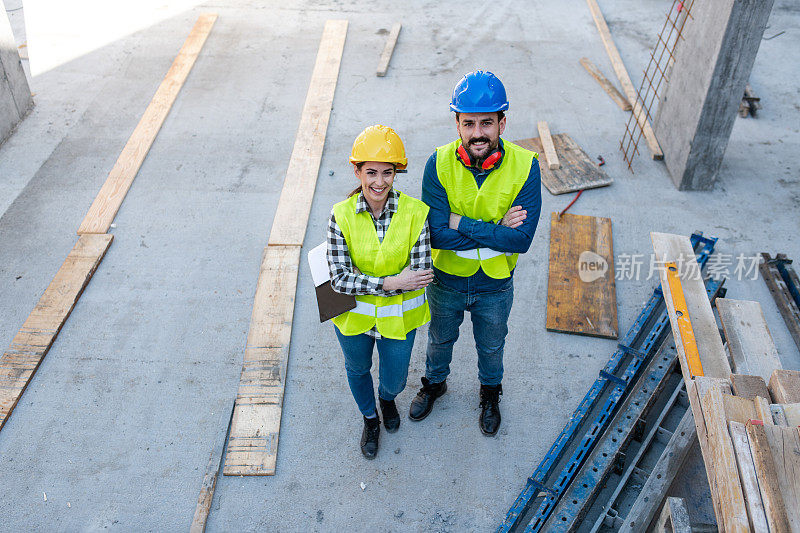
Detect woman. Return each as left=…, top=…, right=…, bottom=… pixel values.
left=327, top=125, right=433, bottom=459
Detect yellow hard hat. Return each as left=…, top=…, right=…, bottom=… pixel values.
left=349, top=125, right=408, bottom=170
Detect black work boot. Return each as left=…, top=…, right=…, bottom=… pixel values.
left=479, top=384, right=503, bottom=436
left=408, top=377, right=447, bottom=421
left=379, top=398, right=400, bottom=433
left=360, top=416, right=381, bottom=459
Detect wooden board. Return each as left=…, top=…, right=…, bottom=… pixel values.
left=267, top=19, right=348, bottom=246
left=654, top=497, right=692, bottom=533
left=731, top=374, right=770, bottom=400
left=700, top=387, right=750, bottom=533
left=651, top=232, right=731, bottom=383
left=747, top=420, right=793, bottom=532
left=190, top=406, right=234, bottom=533
left=717, top=298, right=782, bottom=381
left=585, top=0, right=662, bottom=160
left=688, top=377, right=729, bottom=527
left=0, top=234, right=113, bottom=431
left=759, top=255, right=800, bottom=353
left=729, top=421, right=770, bottom=532
left=769, top=369, right=800, bottom=404
left=536, top=121, right=560, bottom=170
left=755, top=395, right=774, bottom=425
left=376, top=22, right=401, bottom=77
left=723, top=393, right=757, bottom=424
left=579, top=57, right=632, bottom=111
left=77, top=14, right=217, bottom=235
left=761, top=425, right=800, bottom=530
left=546, top=212, right=617, bottom=338
left=514, top=134, right=612, bottom=195
left=223, top=245, right=301, bottom=475
left=782, top=403, right=800, bottom=427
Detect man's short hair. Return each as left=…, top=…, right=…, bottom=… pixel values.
left=455, top=111, right=506, bottom=122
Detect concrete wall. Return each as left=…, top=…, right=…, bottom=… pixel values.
left=654, top=0, right=774, bottom=190
left=0, top=4, right=31, bottom=145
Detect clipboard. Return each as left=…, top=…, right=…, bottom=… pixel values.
left=307, top=242, right=357, bottom=323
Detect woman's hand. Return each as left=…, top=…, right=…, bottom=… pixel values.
left=382, top=266, right=434, bottom=292
left=501, top=205, right=527, bottom=228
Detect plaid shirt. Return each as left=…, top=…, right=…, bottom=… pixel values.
left=327, top=189, right=431, bottom=338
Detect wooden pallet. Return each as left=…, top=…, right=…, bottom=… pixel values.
left=514, top=134, right=612, bottom=195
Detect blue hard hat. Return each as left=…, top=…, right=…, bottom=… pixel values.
left=450, top=70, right=509, bottom=113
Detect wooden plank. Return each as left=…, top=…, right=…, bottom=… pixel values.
left=223, top=245, right=301, bottom=475
left=579, top=57, right=632, bottom=111
left=769, top=369, right=800, bottom=404
left=0, top=234, right=114, bottom=431
left=514, top=134, right=612, bottom=196
left=759, top=254, right=800, bottom=352
left=717, top=298, right=782, bottom=381
left=536, top=121, right=560, bottom=170
left=585, top=0, right=663, bottom=160
left=783, top=403, right=800, bottom=427
left=190, top=406, right=234, bottom=533
left=747, top=420, right=793, bottom=532
left=729, top=421, right=770, bottom=532
left=700, top=387, right=751, bottom=532
left=267, top=20, right=348, bottom=246
left=376, top=22, right=401, bottom=77
left=546, top=212, right=617, bottom=339
left=754, top=395, right=775, bottom=426
left=723, top=393, right=756, bottom=424
left=761, top=425, right=800, bottom=530
left=688, top=377, right=729, bottom=528
left=651, top=233, right=731, bottom=383
left=654, top=497, right=692, bottom=533
left=731, top=374, right=770, bottom=400
left=77, top=14, right=217, bottom=235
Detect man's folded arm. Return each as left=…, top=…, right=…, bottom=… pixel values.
left=456, top=160, right=542, bottom=254
left=422, top=153, right=482, bottom=251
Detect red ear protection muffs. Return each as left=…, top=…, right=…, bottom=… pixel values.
left=457, top=144, right=502, bottom=170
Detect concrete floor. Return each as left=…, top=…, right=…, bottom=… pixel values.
left=0, top=0, right=798, bottom=531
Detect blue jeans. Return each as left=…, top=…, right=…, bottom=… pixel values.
left=425, top=276, right=514, bottom=386
left=334, top=327, right=417, bottom=417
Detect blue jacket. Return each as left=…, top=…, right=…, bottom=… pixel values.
left=421, top=139, right=542, bottom=293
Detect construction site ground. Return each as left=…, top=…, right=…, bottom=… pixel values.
left=0, top=0, right=798, bottom=530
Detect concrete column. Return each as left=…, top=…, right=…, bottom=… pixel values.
left=0, top=2, right=31, bottom=145
left=654, top=0, right=774, bottom=190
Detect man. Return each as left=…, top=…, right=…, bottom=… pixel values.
left=409, top=70, right=541, bottom=435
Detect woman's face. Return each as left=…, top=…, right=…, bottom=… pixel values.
left=355, top=161, right=395, bottom=205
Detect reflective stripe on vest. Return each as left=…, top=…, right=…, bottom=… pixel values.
left=454, top=248, right=510, bottom=260
left=433, top=140, right=536, bottom=280
left=330, top=191, right=431, bottom=339
left=349, top=293, right=427, bottom=319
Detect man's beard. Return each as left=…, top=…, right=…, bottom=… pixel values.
left=462, top=136, right=498, bottom=165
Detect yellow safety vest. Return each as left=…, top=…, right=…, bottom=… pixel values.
left=432, top=139, right=537, bottom=279
left=331, top=191, right=431, bottom=340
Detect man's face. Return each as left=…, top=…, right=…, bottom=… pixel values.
left=456, top=112, right=506, bottom=163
